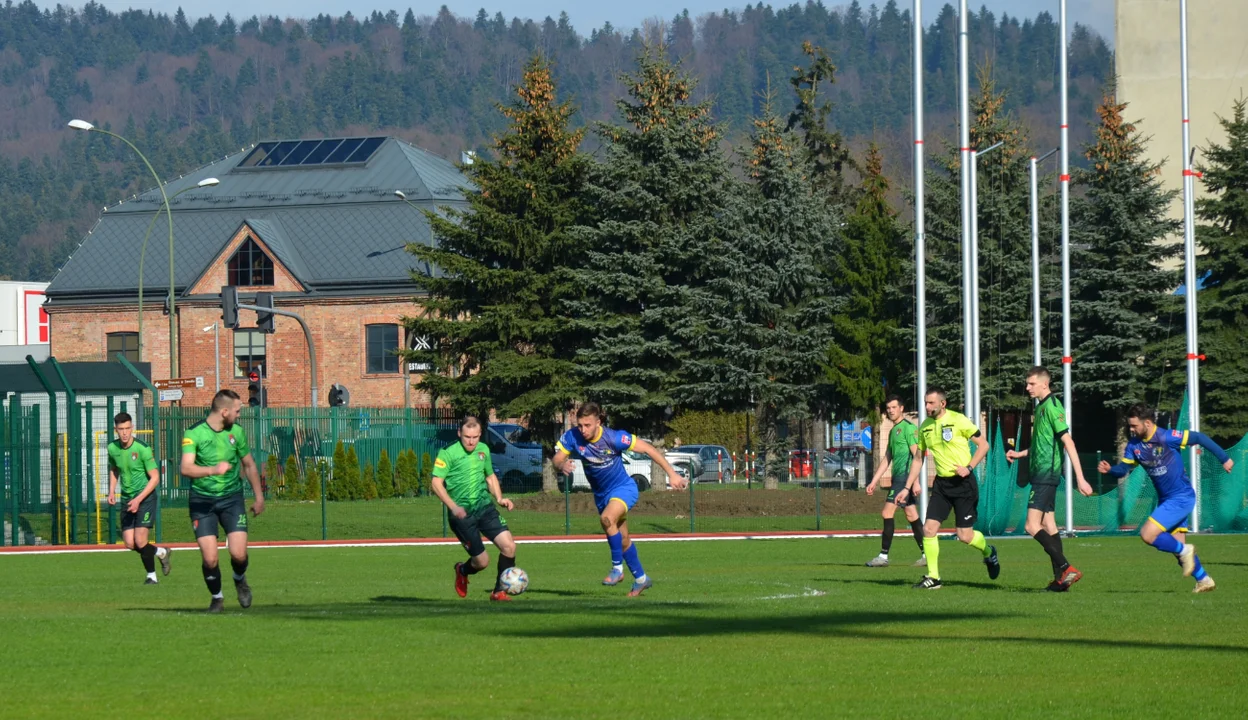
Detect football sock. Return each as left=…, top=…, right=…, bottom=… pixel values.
left=910, top=519, right=926, bottom=553
left=138, top=543, right=157, bottom=574
left=970, top=530, right=991, bottom=557
left=606, top=532, right=624, bottom=567
left=459, top=561, right=482, bottom=576
left=1033, top=530, right=1069, bottom=577
left=1149, top=531, right=1183, bottom=554
left=495, top=553, right=516, bottom=592
left=1192, top=554, right=1208, bottom=582
left=922, top=536, right=940, bottom=579
left=202, top=563, right=223, bottom=597
left=622, top=543, right=645, bottom=582
left=231, top=555, right=249, bottom=582
left=881, top=518, right=895, bottom=555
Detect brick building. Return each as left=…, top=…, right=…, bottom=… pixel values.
left=43, top=137, right=468, bottom=407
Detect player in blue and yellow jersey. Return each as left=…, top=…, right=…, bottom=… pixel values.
left=552, top=403, right=686, bottom=597
left=1098, top=404, right=1234, bottom=593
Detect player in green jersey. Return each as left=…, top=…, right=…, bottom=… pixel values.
left=106, top=412, right=171, bottom=584
left=864, top=395, right=927, bottom=567
left=894, top=387, right=998, bottom=590
left=180, top=390, right=265, bottom=613
left=432, top=416, right=518, bottom=602
left=1006, top=366, right=1094, bottom=591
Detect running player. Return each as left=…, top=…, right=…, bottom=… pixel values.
left=1098, top=404, right=1233, bottom=593
left=106, top=412, right=171, bottom=584
left=432, top=416, right=518, bottom=602
left=1005, top=367, right=1094, bottom=591
left=551, top=403, right=686, bottom=597
left=864, top=395, right=926, bottom=567
left=180, top=390, right=265, bottom=613
left=894, top=387, right=999, bottom=590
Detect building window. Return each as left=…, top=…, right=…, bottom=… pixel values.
left=234, top=330, right=267, bottom=377
left=227, top=237, right=275, bottom=287
left=106, top=332, right=139, bottom=363
left=366, top=324, right=399, bottom=374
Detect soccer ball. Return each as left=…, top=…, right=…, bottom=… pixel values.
left=499, top=566, right=528, bottom=595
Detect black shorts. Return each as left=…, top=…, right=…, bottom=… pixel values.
left=448, top=504, right=509, bottom=557
left=120, top=494, right=157, bottom=531
left=885, top=482, right=916, bottom=508
left=925, top=476, right=979, bottom=528
left=190, top=492, right=249, bottom=539
left=1028, top=483, right=1058, bottom=513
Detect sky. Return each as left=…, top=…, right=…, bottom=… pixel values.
left=57, top=1, right=1117, bottom=43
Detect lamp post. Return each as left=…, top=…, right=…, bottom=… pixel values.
left=203, top=323, right=220, bottom=393
left=137, top=178, right=219, bottom=361
left=69, top=119, right=178, bottom=380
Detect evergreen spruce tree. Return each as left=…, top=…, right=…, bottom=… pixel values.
left=825, top=143, right=907, bottom=418
left=303, top=461, right=322, bottom=502
left=376, top=449, right=395, bottom=499
left=1195, top=97, right=1248, bottom=441
left=406, top=55, right=589, bottom=491
left=571, top=44, right=734, bottom=445
left=1070, top=93, right=1181, bottom=447
left=787, top=42, right=858, bottom=205
left=344, top=444, right=362, bottom=500
left=362, top=463, right=378, bottom=501
left=329, top=441, right=348, bottom=501
left=283, top=455, right=301, bottom=500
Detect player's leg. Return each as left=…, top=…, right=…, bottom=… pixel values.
left=1141, top=496, right=1208, bottom=584
left=133, top=525, right=159, bottom=583
left=218, top=493, right=253, bottom=608
left=953, top=493, right=998, bottom=580
left=135, top=495, right=171, bottom=577
left=868, top=494, right=898, bottom=566
left=901, top=502, right=926, bottom=563
left=599, top=497, right=629, bottom=585
left=480, top=507, right=516, bottom=601
left=449, top=511, right=486, bottom=598
left=1027, top=486, right=1071, bottom=588
left=915, top=488, right=951, bottom=588
left=1040, top=510, right=1079, bottom=588
left=190, top=496, right=225, bottom=612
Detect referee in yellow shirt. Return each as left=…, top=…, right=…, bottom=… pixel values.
left=894, top=387, right=999, bottom=589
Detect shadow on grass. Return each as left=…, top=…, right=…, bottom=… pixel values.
left=817, top=576, right=1032, bottom=592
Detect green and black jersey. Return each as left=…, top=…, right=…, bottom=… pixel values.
left=107, top=440, right=157, bottom=500
left=1029, top=394, right=1069, bottom=486
left=887, top=419, right=919, bottom=484
left=181, top=420, right=251, bottom=497
left=432, top=442, right=495, bottom=514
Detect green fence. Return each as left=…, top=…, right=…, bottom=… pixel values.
left=3, top=398, right=1247, bottom=546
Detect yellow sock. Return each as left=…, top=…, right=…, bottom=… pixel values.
left=969, top=530, right=991, bottom=557
left=922, top=536, right=940, bottom=579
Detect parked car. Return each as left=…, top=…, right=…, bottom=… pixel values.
left=666, top=444, right=734, bottom=483
left=564, top=449, right=655, bottom=493
left=430, top=425, right=545, bottom=493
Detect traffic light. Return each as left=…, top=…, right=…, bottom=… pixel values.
left=256, top=292, right=275, bottom=334
left=328, top=383, right=350, bottom=407
left=247, top=368, right=266, bottom=407
left=222, top=286, right=239, bottom=329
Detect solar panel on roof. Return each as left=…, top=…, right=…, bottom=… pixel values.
left=238, top=142, right=278, bottom=167
left=279, top=140, right=320, bottom=166
left=346, top=137, right=385, bottom=163
left=233, top=137, right=387, bottom=170
left=324, top=138, right=365, bottom=163
left=301, top=139, right=342, bottom=164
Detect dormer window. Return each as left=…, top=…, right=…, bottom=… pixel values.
left=228, top=237, right=274, bottom=287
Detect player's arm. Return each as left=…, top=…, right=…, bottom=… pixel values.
left=1097, top=455, right=1134, bottom=478
left=1058, top=433, right=1095, bottom=496
left=130, top=448, right=161, bottom=511
left=239, top=452, right=265, bottom=516
left=430, top=455, right=466, bottom=518
left=1006, top=447, right=1028, bottom=461
left=1186, top=431, right=1234, bottom=472
left=180, top=436, right=230, bottom=478
left=866, top=453, right=892, bottom=494
left=484, top=472, right=513, bottom=511
left=960, top=432, right=988, bottom=477
left=107, top=461, right=119, bottom=505
left=894, top=447, right=926, bottom=504
left=632, top=437, right=687, bottom=490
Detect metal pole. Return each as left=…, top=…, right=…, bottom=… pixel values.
left=1030, top=155, right=1041, bottom=367
left=958, top=0, right=973, bottom=420
left=1060, top=0, right=1074, bottom=533
left=970, top=148, right=981, bottom=431
left=914, top=0, right=929, bottom=519
left=1179, top=0, right=1201, bottom=531
left=213, top=322, right=220, bottom=393
left=237, top=304, right=318, bottom=407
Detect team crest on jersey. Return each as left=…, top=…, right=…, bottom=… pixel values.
left=1154, top=446, right=1164, bottom=457
left=131, top=452, right=138, bottom=461
left=1171, top=430, right=1182, bottom=438
left=478, top=452, right=485, bottom=461
left=228, top=434, right=236, bottom=445
left=942, top=427, right=953, bottom=442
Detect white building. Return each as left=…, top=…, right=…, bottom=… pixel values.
left=0, top=281, right=50, bottom=362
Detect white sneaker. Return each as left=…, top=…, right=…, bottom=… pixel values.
left=1193, top=576, right=1216, bottom=593
left=1178, top=544, right=1197, bottom=577
left=865, top=554, right=889, bottom=567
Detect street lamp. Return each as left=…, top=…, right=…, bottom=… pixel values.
left=69, top=119, right=180, bottom=381
left=203, top=323, right=220, bottom=393
left=138, top=178, right=219, bottom=361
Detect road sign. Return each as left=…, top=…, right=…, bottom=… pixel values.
left=861, top=427, right=873, bottom=452
left=407, top=362, right=431, bottom=372
left=154, top=377, right=200, bottom=390
left=158, top=389, right=184, bottom=402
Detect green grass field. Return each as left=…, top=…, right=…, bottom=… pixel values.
left=4, top=535, right=1247, bottom=718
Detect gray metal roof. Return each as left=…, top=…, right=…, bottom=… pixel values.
left=46, top=137, right=466, bottom=304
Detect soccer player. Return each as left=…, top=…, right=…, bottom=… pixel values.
left=1097, top=404, right=1233, bottom=593
left=894, top=387, right=999, bottom=590
left=432, top=416, right=519, bottom=602
left=180, top=390, right=265, bottom=613
left=106, top=412, right=171, bottom=584
left=551, top=403, right=686, bottom=597
left=1005, top=367, right=1094, bottom=591
left=864, top=395, right=927, bottom=568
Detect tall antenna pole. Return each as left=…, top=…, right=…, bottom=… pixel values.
left=1059, top=0, right=1074, bottom=534
left=913, top=0, right=929, bottom=517
left=959, top=0, right=973, bottom=425
left=1179, top=0, right=1202, bottom=531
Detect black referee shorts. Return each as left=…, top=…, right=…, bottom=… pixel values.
left=925, top=476, right=979, bottom=528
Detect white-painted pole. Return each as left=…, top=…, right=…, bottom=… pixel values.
left=1059, top=0, right=1074, bottom=534
left=914, top=0, right=929, bottom=518
left=1179, top=0, right=1201, bottom=532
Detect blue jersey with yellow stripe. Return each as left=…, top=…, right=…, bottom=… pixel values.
left=557, top=426, right=636, bottom=493
left=1121, top=427, right=1193, bottom=500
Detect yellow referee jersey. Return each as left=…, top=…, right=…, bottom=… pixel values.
left=917, top=409, right=981, bottom=477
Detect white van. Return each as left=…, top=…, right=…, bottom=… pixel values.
left=563, top=450, right=654, bottom=492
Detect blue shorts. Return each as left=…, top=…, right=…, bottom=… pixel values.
left=594, top=481, right=639, bottom=515
left=1148, top=492, right=1195, bottom=534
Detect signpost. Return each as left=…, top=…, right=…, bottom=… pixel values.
left=153, top=377, right=203, bottom=391
left=158, top=389, right=183, bottom=402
